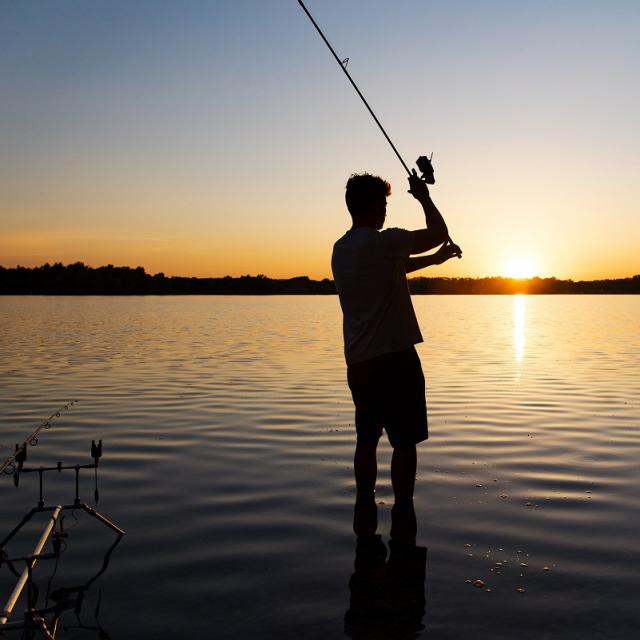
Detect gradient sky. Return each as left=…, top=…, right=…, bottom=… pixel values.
left=1, top=1, right=638, bottom=280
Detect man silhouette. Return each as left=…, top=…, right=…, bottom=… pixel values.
left=332, top=170, right=460, bottom=515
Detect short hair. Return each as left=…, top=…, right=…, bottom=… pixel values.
left=345, top=173, right=391, bottom=218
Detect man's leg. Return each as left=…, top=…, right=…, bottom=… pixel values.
left=354, top=438, right=378, bottom=499
left=353, top=438, right=379, bottom=537
left=390, top=498, right=417, bottom=544
left=391, top=444, right=417, bottom=503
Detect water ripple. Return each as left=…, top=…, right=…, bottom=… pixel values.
left=1, top=295, right=639, bottom=638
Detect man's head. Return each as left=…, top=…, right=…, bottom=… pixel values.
left=345, top=173, right=391, bottom=229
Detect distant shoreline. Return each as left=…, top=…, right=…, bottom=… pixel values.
left=1, top=263, right=639, bottom=295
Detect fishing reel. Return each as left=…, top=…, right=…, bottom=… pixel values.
left=416, top=154, right=435, bottom=184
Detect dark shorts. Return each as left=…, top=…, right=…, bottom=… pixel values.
left=347, top=347, right=428, bottom=448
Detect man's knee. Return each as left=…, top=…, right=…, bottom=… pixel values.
left=391, top=442, right=416, bottom=455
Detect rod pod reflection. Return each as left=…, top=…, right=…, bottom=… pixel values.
left=297, top=0, right=461, bottom=257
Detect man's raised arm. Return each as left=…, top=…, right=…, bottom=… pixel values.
left=407, top=170, right=449, bottom=255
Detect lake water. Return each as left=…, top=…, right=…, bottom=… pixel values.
left=1, top=295, right=639, bottom=639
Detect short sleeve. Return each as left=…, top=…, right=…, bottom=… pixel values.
left=379, top=227, right=413, bottom=259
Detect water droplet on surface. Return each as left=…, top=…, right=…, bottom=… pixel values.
left=473, top=579, right=485, bottom=588
left=516, top=587, right=525, bottom=593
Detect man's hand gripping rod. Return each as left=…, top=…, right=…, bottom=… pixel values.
left=297, top=0, right=461, bottom=258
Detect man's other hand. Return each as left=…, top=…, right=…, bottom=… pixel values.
left=408, top=169, right=430, bottom=202
left=433, top=241, right=462, bottom=264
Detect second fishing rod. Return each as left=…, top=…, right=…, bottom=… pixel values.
left=298, top=0, right=461, bottom=257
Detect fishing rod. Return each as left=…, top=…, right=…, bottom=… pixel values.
left=297, top=0, right=461, bottom=257
left=1, top=400, right=78, bottom=476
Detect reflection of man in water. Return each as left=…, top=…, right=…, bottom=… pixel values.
left=345, top=501, right=427, bottom=639
left=332, top=171, right=458, bottom=508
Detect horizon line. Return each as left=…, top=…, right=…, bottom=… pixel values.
left=1, top=262, right=639, bottom=283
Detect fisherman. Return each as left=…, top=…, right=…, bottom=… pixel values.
left=332, top=170, right=460, bottom=525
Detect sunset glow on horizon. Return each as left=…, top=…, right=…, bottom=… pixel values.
left=1, top=1, right=639, bottom=281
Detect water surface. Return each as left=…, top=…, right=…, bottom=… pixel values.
left=1, top=295, right=639, bottom=638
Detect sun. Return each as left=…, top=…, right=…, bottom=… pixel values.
left=504, top=256, right=537, bottom=279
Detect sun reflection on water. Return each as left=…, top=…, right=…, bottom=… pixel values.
left=513, top=294, right=526, bottom=369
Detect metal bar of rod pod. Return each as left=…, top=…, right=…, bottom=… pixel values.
left=0, top=506, right=62, bottom=625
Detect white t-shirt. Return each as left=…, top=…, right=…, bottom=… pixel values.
left=331, top=226, right=423, bottom=365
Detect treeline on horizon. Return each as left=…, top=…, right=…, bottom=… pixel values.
left=1, top=263, right=639, bottom=295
